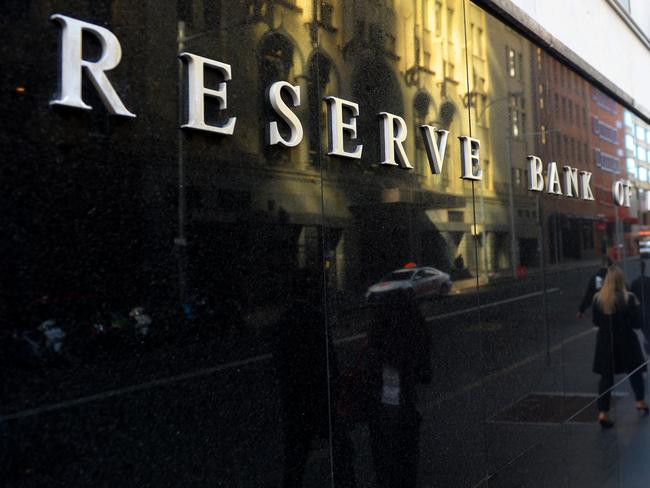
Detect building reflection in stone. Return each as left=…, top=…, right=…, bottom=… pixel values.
left=1, top=1, right=649, bottom=487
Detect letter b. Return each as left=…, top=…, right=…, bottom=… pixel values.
left=527, top=156, right=544, bottom=191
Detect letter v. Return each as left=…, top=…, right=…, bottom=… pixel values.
left=418, top=125, right=449, bottom=174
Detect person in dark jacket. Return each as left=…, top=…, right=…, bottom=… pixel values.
left=366, top=289, right=432, bottom=488
left=591, top=266, right=649, bottom=427
left=630, top=259, right=650, bottom=354
left=577, top=256, right=613, bottom=320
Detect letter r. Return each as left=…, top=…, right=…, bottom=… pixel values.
left=50, top=14, right=135, bottom=117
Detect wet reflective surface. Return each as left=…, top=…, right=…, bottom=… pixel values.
left=1, top=1, right=650, bottom=487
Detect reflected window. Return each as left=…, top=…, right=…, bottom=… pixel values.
left=592, top=86, right=617, bottom=114
left=639, top=167, right=647, bottom=181
left=506, top=47, right=516, bottom=78
left=509, top=94, right=525, bottom=137
left=320, top=2, right=335, bottom=30
left=434, top=0, right=442, bottom=37
left=626, top=134, right=635, bottom=150
left=540, top=124, right=547, bottom=144
left=469, top=22, right=484, bottom=59
left=638, top=146, right=647, bottom=162
left=627, top=157, right=636, bottom=175
left=595, top=149, right=620, bottom=173
left=591, top=117, right=618, bottom=144
left=636, top=125, right=646, bottom=141
left=625, top=110, right=634, bottom=127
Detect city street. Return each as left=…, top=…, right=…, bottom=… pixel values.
left=2, top=260, right=649, bottom=487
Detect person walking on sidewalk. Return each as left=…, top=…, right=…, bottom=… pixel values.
left=630, top=259, right=650, bottom=354
left=577, top=256, right=613, bottom=320
left=591, top=266, right=649, bottom=428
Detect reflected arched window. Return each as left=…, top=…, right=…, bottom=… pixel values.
left=307, top=51, right=332, bottom=166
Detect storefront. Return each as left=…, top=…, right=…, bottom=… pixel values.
left=2, top=1, right=649, bottom=486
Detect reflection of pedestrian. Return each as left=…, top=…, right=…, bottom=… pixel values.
left=630, top=260, right=650, bottom=354
left=367, top=289, right=431, bottom=488
left=272, top=269, right=356, bottom=488
left=592, top=266, right=649, bottom=427
left=454, top=254, right=464, bottom=272
left=577, top=256, right=612, bottom=320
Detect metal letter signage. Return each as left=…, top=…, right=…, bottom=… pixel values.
left=578, top=171, right=595, bottom=201
left=179, top=52, right=236, bottom=135
left=563, top=166, right=580, bottom=198
left=324, top=96, right=363, bottom=159
left=379, top=112, right=413, bottom=169
left=50, top=14, right=135, bottom=117
left=268, top=81, right=303, bottom=147
left=546, top=162, right=562, bottom=195
left=527, top=156, right=544, bottom=191
left=527, top=155, right=594, bottom=200
left=458, top=136, right=482, bottom=181
left=46, top=13, right=629, bottom=207
left=612, top=180, right=632, bottom=207
left=418, top=126, right=449, bottom=174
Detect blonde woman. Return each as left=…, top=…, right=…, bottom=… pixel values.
left=592, top=266, right=649, bottom=428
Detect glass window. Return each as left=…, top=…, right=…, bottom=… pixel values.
left=636, top=125, right=646, bottom=141
left=626, top=134, right=635, bottom=150
left=639, top=167, right=647, bottom=181
left=383, top=270, right=416, bottom=282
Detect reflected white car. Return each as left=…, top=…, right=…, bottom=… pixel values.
left=365, top=267, right=452, bottom=303
left=640, top=241, right=650, bottom=258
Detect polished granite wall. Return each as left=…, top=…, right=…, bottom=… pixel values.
left=1, top=1, right=649, bottom=486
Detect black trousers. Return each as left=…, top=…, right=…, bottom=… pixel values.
left=597, top=370, right=646, bottom=412
left=369, top=406, right=421, bottom=488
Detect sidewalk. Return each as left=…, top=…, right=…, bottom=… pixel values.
left=609, top=383, right=650, bottom=487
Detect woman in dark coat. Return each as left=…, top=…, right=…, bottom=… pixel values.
left=592, top=266, right=649, bottom=427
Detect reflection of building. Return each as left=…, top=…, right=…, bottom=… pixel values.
left=531, top=47, right=607, bottom=263
left=478, top=13, right=538, bottom=274
left=624, top=109, right=650, bottom=251
left=320, top=0, right=486, bottom=290
left=171, top=0, right=491, bottom=298
left=588, top=86, right=629, bottom=257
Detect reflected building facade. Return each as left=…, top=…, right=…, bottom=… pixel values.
left=2, top=1, right=650, bottom=487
